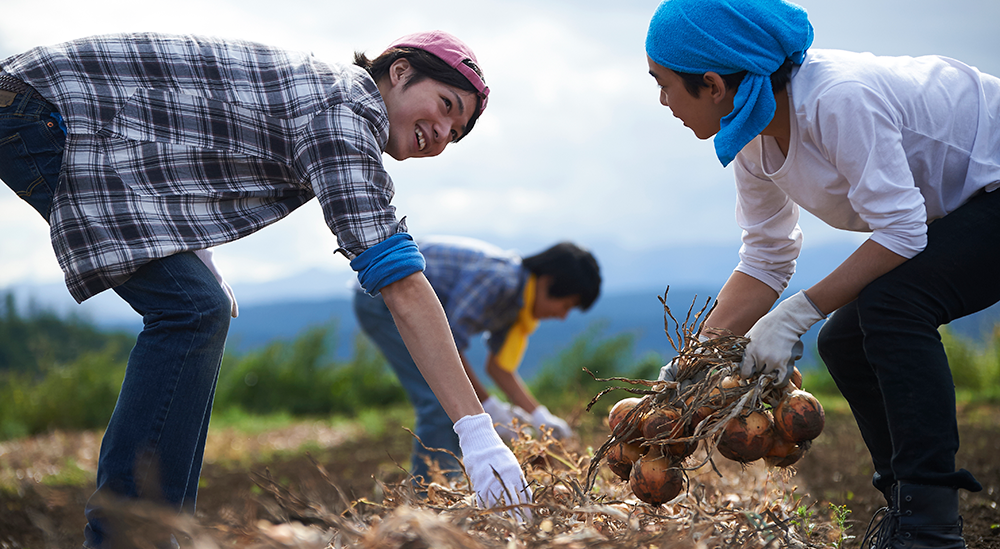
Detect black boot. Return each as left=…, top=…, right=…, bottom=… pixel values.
left=893, top=482, right=965, bottom=548
left=861, top=482, right=966, bottom=548
left=861, top=503, right=896, bottom=549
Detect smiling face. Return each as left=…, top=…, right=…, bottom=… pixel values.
left=646, top=56, right=734, bottom=140
left=378, top=58, right=479, bottom=160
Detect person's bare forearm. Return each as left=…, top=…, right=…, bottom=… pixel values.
left=459, top=351, right=491, bottom=402
left=706, top=240, right=908, bottom=335
left=486, top=354, right=539, bottom=413
left=704, top=271, right=780, bottom=336
left=380, top=272, right=484, bottom=421
left=804, top=239, right=907, bottom=315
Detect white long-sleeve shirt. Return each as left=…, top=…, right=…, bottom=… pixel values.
left=733, top=48, right=1000, bottom=294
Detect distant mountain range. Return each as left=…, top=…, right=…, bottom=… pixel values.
left=7, top=284, right=999, bottom=387
left=218, top=288, right=1000, bottom=383
left=5, top=240, right=999, bottom=384
left=226, top=289, right=688, bottom=380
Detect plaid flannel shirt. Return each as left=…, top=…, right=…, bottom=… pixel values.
left=2, top=33, right=404, bottom=302
left=420, top=236, right=528, bottom=357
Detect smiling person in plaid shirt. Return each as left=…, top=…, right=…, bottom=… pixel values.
left=0, top=31, right=531, bottom=547
left=354, top=236, right=601, bottom=481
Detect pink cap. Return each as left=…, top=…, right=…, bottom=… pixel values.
left=387, top=30, right=489, bottom=112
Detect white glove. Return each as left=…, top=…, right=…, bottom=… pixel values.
left=194, top=248, right=239, bottom=318
left=454, top=413, right=532, bottom=518
left=511, top=403, right=533, bottom=426
left=482, top=396, right=524, bottom=443
left=530, top=405, right=573, bottom=440
left=742, top=291, right=825, bottom=385
left=658, top=333, right=710, bottom=382
left=658, top=358, right=679, bottom=382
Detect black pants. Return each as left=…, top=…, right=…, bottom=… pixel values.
left=818, top=189, right=1000, bottom=495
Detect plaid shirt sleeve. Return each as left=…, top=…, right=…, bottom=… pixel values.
left=297, top=99, right=403, bottom=259
left=2, top=33, right=405, bottom=300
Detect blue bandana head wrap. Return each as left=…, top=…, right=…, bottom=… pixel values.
left=646, top=0, right=813, bottom=166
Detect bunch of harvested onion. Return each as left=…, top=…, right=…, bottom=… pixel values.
left=586, top=290, right=825, bottom=506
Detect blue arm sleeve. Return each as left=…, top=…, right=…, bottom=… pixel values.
left=350, top=233, right=426, bottom=295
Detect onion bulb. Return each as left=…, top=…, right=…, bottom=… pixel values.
left=764, top=437, right=808, bottom=468
left=773, top=390, right=825, bottom=442
left=606, top=440, right=643, bottom=481
left=641, top=407, right=695, bottom=458
left=717, top=410, right=776, bottom=463
left=608, top=397, right=643, bottom=440
left=629, top=451, right=685, bottom=505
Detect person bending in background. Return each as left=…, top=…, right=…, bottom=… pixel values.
left=354, top=236, right=601, bottom=481
left=644, top=0, right=999, bottom=547
left=0, top=30, right=530, bottom=547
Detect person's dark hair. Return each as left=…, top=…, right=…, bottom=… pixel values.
left=676, top=57, right=796, bottom=98
left=354, top=47, right=483, bottom=140
left=522, top=242, right=601, bottom=311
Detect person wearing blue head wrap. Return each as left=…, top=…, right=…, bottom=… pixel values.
left=645, top=0, right=812, bottom=166
left=645, top=1, right=1000, bottom=546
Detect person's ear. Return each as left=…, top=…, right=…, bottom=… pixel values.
left=388, top=58, right=412, bottom=87
left=703, top=72, right=730, bottom=104
left=534, top=274, right=554, bottom=302
left=538, top=274, right=555, bottom=291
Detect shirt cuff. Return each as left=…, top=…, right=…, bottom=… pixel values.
left=350, top=233, right=426, bottom=295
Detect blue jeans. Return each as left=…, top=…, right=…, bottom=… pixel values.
left=352, top=290, right=462, bottom=480
left=0, top=90, right=64, bottom=219
left=84, top=254, right=230, bottom=547
left=817, top=188, right=1000, bottom=497
left=0, top=89, right=231, bottom=547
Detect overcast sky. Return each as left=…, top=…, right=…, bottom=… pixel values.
left=2, top=0, right=998, bottom=293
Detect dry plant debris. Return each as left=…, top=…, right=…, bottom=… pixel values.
left=235, top=289, right=841, bottom=549
left=6, top=290, right=841, bottom=548
left=245, top=430, right=841, bottom=549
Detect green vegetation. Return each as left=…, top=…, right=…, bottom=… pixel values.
left=208, top=407, right=301, bottom=435
left=40, top=459, right=91, bottom=487
left=0, top=345, right=128, bottom=439
left=0, top=293, right=134, bottom=373
left=1, top=293, right=998, bottom=443
left=941, top=325, right=1000, bottom=402
left=0, top=292, right=410, bottom=441
left=0, top=323, right=408, bottom=441
left=802, top=325, right=1000, bottom=405
left=530, top=322, right=662, bottom=413
left=215, top=326, right=405, bottom=417
left=828, top=503, right=853, bottom=549
left=800, top=360, right=841, bottom=398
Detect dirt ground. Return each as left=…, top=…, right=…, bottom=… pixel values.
left=793, top=403, right=1000, bottom=548
left=1, top=405, right=998, bottom=548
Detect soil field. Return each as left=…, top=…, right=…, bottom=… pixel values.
left=1, top=404, right=998, bottom=548
left=793, top=403, right=1000, bottom=548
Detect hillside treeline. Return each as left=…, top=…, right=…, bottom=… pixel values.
left=3, top=292, right=996, bottom=442
left=0, top=293, right=663, bottom=441
left=0, top=294, right=135, bottom=373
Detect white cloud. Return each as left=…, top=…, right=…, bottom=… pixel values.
left=0, top=195, right=63, bottom=286
left=1, top=0, right=997, bottom=291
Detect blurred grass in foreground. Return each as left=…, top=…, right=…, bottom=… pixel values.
left=1, top=295, right=998, bottom=442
